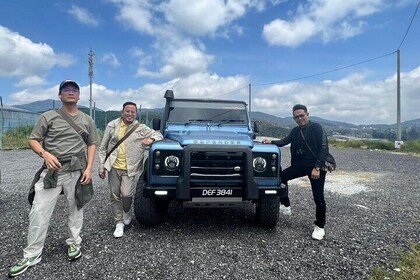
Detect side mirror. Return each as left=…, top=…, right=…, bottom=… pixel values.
left=253, top=121, right=259, bottom=133
left=152, top=118, right=161, bottom=130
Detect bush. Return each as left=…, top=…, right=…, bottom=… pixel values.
left=400, top=140, right=420, bottom=153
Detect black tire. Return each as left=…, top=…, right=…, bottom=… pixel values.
left=256, top=195, right=280, bottom=228
left=134, top=180, right=169, bottom=226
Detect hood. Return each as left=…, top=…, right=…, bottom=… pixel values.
left=166, top=131, right=254, bottom=147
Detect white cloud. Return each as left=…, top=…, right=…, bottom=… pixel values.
left=263, top=18, right=317, bottom=47
left=9, top=66, right=419, bottom=125
left=11, top=85, right=58, bottom=103
left=69, top=5, right=100, bottom=27
left=252, top=67, right=420, bottom=124
left=136, top=45, right=214, bottom=79
left=101, top=53, right=121, bottom=68
left=263, top=0, right=385, bottom=47
left=0, top=26, right=74, bottom=87
left=15, top=76, right=46, bottom=87
left=162, top=0, right=249, bottom=36
left=111, top=0, right=261, bottom=80
left=111, top=0, right=155, bottom=34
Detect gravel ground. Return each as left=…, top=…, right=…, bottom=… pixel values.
left=0, top=147, right=419, bottom=280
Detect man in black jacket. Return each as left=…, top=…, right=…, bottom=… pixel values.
left=263, top=104, right=329, bottom=240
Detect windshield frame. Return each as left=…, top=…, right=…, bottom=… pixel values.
left=167, top=100, right=249, bottom=125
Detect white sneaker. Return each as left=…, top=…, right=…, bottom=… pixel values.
left=312, top=225, right=325, bottom=240
left=123, top=211, right=132, bottom=226
left=113, top=223, right=124, bottom=238
left=279, top=205, right=291, bottom=216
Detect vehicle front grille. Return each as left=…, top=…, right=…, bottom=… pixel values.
left=190, top=150, right=245, bottom=186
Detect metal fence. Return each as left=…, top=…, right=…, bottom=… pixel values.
left=0, top=105, right=40, bottom=149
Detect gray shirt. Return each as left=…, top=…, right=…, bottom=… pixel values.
left=30, top=110, right=99, bottom=161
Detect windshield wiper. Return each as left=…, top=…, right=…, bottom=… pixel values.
left=217, top=119, right=244, bottom=126
left=185, top=119, right=213, bottom=124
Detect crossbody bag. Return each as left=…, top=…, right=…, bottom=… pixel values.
left=300, top=129, right=336, bottom=172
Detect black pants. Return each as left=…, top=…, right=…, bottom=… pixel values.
left=280, top=165, right=327, bottom=228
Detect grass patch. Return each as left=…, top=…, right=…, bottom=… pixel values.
left=1, top=125, right=32, bottom=149
left=367, top=243, right=420, bottom=280
left=330, top=139, right=420, bottom=154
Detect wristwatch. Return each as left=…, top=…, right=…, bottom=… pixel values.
left=39, top=150, right=45, bottom=158
left=315, top=167, right=320, bottom=171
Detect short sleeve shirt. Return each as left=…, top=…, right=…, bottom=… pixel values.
left=30, top=110, right=99, bottom=159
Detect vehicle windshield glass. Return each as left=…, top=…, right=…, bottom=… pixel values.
left=167, top=100, right=248, bottom=124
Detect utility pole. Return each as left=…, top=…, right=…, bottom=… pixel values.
left=138, top=105, right=141, bottom=122
left=88, top=49, right=95, bottom=117
left=0, top=96, right=3, bottom=149
left=395, top=49, right=403, bottom=149
left=248, top=83, right=251, bottom=113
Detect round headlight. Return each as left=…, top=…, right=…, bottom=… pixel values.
left=164, top=155, right=180, bottom=171
left=253, top=157, right=267, bottom=173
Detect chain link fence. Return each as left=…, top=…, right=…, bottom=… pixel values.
left=0, top=105, right=40, bottom=149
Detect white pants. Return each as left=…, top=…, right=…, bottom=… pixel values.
left=23, top=170, right=83, bottom=258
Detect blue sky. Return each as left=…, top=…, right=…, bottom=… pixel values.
left=0, top=0, right=419, bottom=125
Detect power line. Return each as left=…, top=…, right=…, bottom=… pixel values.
left=398, top=0, right=420, bottom=49
left=219, top=51, right=395, bottom=95
left=219, top=1, right=419, bottom=96
left=214, top=85, right=249, bottom=98
left=253, top=51, right=396, bottom=87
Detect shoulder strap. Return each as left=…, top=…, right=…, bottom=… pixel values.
left=300, top=128, right=317, bottom=159
left=56, top=109, right=89, bottom=144
left=104, top=123, right=140, bottom=162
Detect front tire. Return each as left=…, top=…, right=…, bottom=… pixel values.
left=134, top=179, right=169, bottom=226
left=256, top=195, right=280, bottom=228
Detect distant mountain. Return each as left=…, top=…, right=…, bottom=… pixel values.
left=399, top=118, right=420, bottom=128
left=250, top=111, right=295, bottom=127
left=11, top=99, right=419, bottom=131
left=250, top=111, right=358, bottom=129
left=13, top=99, right=102, bottom=113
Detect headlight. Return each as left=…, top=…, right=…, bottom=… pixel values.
left=253, top=157, right=267, bottom=173
left=164, top=155, right=180, bottom=171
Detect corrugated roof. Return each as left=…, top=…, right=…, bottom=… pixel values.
left=0, top=105, right=38, bottom=114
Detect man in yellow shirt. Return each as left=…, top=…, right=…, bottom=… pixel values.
left=98, top=101, right=162, bottom=238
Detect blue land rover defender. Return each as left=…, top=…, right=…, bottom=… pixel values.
left=134, top=90, right=287, bottom=228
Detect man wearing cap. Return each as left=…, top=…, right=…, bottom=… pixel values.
left=9, top=80, right=99, bottom=277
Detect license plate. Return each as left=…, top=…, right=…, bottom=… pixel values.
left=202, top=189, right=233, bottom=196
left=191, top=188, right=241, bottom=197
